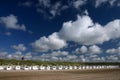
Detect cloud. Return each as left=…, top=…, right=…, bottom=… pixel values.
left=31, top=32, right=67, bottom=52
left=41, top=51, right=68, bottom=58
left=11, top=44, right=26, bottom=51
left=37, top=0, right=87, bottom=19
left=38, top=0, right=51, bottom=8
left=39, top=50, right=69, bottom=61
left=89, top=45, right=102, bottom=54
left=95, top=0, right=120, bottom=8
left=19, top=1, right=32, bottom=7
left=59, top=14, right=120, bottom=45
left=24, top=52, right=32, bottom=60
left=50, top=51, right=68, bottom=57
left=75, top=45, right=101, bottom=54
left=0, top=52, right=8, bottom=59
left=32, top=13, right=120, bottom=52
left=95, top=0, right=108, bottom=8
left=106, top=55, right=119, bottom=62
left=50, top=1, right=62, bottom=18
left=106, top=47, right=120, bottom=54
left=59, top=15, right=108, bottom=45
left=0, top=14, right=26, bottom=31
left=75, top=46, right=88, bottom=54
left=37, top=0, right=68, bottom=19
left=70, top=0, right=87, bottom=9
left=12, top=51, right=23, bottom=60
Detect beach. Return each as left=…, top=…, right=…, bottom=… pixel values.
left=0, top=69, right=119, bottom=80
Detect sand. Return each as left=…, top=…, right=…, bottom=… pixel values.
left=0, top=69, right=120, bottom=80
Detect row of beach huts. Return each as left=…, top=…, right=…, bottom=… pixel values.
left=0, top=65, right=119, bottom=70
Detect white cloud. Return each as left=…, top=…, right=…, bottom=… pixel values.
left=59, top=15, right=108, bottom=45
left=72, top=0, right=87, bottom=9
left=50, top=51, right=68, bottom=57
left=95, top=0, right=108, bottom=8
left=95, top=0, right=120, bottom=8
left=24, top=52, right=32, bottom=60
left=0, top=14, right=26, bottom=31
left=32, top=32, right=67, bottom=52
left=106, top=47, right=120, bottom=54
left=89, top=45, right=102, bottom=54
left=75, top=45, right=101, bottom=54
left=50, top=1, right=61, bottom=18
left=0, top=52, right=8, bottom=59
left=59, top=14, right=120, bottom=45
left=105, top=20, right=120, bottom=39
left=12, top=51, right=23, bottom=60
left=66, top=55, right=78, bottom=61
left=37, top=0, right=67, bottom=19
left=11, top=44, right=26, bottom=51
left=75, top=46, right=88, bottom=54
left=39, top=50, right=69, bottom=61
left=32, top=12, right=120, bottom=55
left=19, top=1, right=32, bottom=7
left=38, top=0, right=51, bottom=8
left=106, top=55, right=119, bottom=62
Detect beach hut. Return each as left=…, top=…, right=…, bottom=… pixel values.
left=78, top=66, right=82, bottom=70
left=52, top=66, right=57, bottom=70
left=58, top=65, right=63, bottom=70
left=85, top=66, right=90, bottom=69
left=40, top=66, right=45, bottom=70
left=94, top=66, right=97, bottom=69
left=6, top=66, right=12, bottom=70
left=0, top=66, right=4, bottom=70
left=46, top=66, right=51, bottom=70
left=24, top=66, right=31, bottom=70
left=73, top=66, right=77, bottom=69
left=64, top=66, right=68, bottom=70
left=82, top=66, right=86, bottom=69
left=68, top=66, right=73, bottom=70
left=15, top=66, right=21, bottom=70
left=32, top=66, right=39, bottom=70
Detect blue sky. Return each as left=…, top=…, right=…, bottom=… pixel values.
left=0, top=0, right=120, bottom=62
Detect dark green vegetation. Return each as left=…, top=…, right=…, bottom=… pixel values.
left=0, top=59, right=120, bottom=66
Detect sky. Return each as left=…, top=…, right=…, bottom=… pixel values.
left=0, top=0, right=120, bottom=62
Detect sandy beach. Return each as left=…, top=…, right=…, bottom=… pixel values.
left=0, top=69, right=119, bottom=80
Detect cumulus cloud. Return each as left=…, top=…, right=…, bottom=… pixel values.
left=31, top=32, right=67, bottom=52
left=106, top=47, right=120, bottom=54
left=59, top=15, right=107, bottom=45
left=70, top=0, right=87, bottom=9
left=0, top=14, right=26, bottom=31
left=95, top=0, right=120, bottom=8
left=95, top=0, right=108, bottom=8
left=37, top=0, right=69, bottom=19
left=0, top=52, right=8, bottom=59
left=38, top=0, right=51, bottom=8
left=106, top=55, right=119, bottom=62
left=59, top=14, right=120, bottom=45
left=75, top=45, right=101, bottom=54
left=37, top=0, right=63, bottom=19
left=75, top=46, right=88, bottom=54
left=39, top=50, right=69, bottom=61
left=89, top=45, right=102, bottom=54
left=37, top=0, right=87, bottom=19
left=24, top=52, right=32, bottom=60
left=32, top=13, right=120, bottom=52
left=19, top=1, right=32, bottom=7
left=12, top=51, right=23, bottom=60
left=11, top=44, right=26, bottom=51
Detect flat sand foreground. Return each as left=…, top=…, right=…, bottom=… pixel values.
left=0, top=69, right=120, bottom=80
